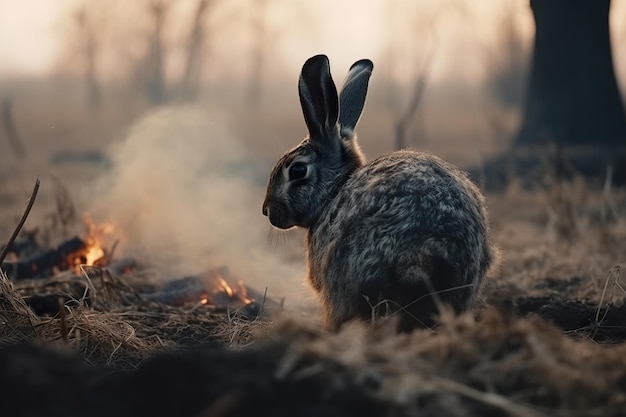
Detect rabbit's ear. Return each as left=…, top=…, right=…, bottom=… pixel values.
left=299, top=55, right=340, bottom=147
left=338, top=59, right=373, bottom=132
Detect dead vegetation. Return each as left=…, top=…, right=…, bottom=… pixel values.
left=1, top=170, right=626, bottom=416
left=0, top=266, right=269, bottom=369
left=3, top=284, right=626, bottom=416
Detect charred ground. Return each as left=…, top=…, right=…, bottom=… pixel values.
left=1, top=171, right=625, bottom=416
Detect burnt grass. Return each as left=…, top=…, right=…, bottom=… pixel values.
left=1, top=183, right=626, bottom=417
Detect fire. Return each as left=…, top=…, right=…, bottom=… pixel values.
left=236, top=280, right=254, bottom=305
left=77, top=214, right=117, bottom=267
left=216, top=276, right=235, bottom=297
left=208, top=269, right=254, bottom=305
left=84, top=242, right=105, bottom=266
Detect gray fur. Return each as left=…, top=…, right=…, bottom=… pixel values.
left=262, top=55, right=496, bottom=332
left=338, top=59, right=373, bottom=132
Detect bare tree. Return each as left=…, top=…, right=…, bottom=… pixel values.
left=76, top=7, right=101, bottom=108
left=241, top=0, right=312, bottom=108
left=516, top=0, right=626, bottom=147
left=383, top=1, right=464, bottom=150
left=63, top=2, right=108, bottom=109
left=392, top=52, right=434, bottom=150
left=243, top=0, right=271, bottom=108
left=145, top=0, right=171, bottom=105
left=467, top=0, right=626, bottom=190
left=179, top=0, right=213, bottom=101
left=484, top=4, right=528, bottom=111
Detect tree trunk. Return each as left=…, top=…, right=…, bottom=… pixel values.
left=85, top=33, right=101, bottom=109
left=147, top=1, right=168, bottom=105
left=515, top=0, right=626, bottom=147
left=179, top=0, right=209, bottom=101
left=247, top=0, right=268, bottom=108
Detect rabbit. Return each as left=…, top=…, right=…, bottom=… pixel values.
left=262, top=54, right=496, bottom=332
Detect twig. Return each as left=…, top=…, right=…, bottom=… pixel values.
left=601, top=164, right=621, bottom=221
left=59, top=301, right=69, bottom=343
left=594, top=265, right=622, bottom=327
left=0, top=176, right=40, bottom=265
left=429, top=375, right=550, bottom=417
left=106, top=239, right=120, bottom=264
left=108, top=321, right=137, bottom=364
left=394, top=47, right=435, bottom=150
left=257, top=286, right=268, bottom=319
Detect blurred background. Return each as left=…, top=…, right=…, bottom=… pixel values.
left=1, top=0, right=625, bottom=298
left=1, top=0, right=625, bottom=167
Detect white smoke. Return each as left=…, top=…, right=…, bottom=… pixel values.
left=85, top=106, right=309, bottom=306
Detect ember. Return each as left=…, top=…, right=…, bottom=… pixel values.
left=2, top=215, right=279, bottom=320
left=77, top=214, right=117, bottom=268
left=216, top=276, right=234, bottom=297
left=211, top=268, right=254, bottom=305
left=145, top=267, right=256, bottom=309
left=1, top=214, right=117, bottom=279
left=2, top=236, right=88, bottom=279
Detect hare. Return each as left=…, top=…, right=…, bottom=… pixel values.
left=262, top=55, right=496, bottom=332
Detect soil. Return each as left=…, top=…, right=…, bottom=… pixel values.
left=1, top=101, right=626, bottom=417
left=1, top=177, right=626, bottom=417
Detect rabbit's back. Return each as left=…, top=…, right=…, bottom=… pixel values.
left=307, top=150, right=494, bottom=331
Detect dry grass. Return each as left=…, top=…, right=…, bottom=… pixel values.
left=242, top=306, right=626, bottom=416
left=1, top=177, right=626, bottom=415
left=1, top=91, right=626, bottom=415
left=0, top=269, right=39, bottom=344
left=484, top=176, right=626, bottom=305
left=0, top=265, right=271, bottom=368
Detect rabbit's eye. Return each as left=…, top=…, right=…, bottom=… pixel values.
left=288, top=163, right=308, bottom=181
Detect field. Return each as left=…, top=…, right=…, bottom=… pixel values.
left=1, top=86, right=626, bottom=417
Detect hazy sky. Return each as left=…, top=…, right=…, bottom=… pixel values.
left=0, top=0, right=624, bottom=85
left=0, top=0, right=61, bottom=76
left=0, top=0, right=388, bottom=75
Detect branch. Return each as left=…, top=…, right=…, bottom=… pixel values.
left=0, top=176, right=40, bottom=265
left=394, top=48, right=435, bottom=150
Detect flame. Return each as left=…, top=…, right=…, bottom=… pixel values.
left=208, top=271, right=254, bottom=305
left=215, top=276, right=235, bottom=297
left=84, top=243, right=105, bottom=266
left=200, top=294, right=209, bottom=305
left=79, top=214, right=117, bottom=267
left=237, top=280, right=254, bottom=304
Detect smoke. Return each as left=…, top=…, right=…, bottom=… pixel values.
left=86, top=106, right=310, bottom=306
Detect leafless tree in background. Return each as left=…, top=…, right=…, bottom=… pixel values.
left=75, top=7, right=101, bottom=108
left=178, top=0, right=213, bottom=101
left=484, top=4, right=528, bottom=111
left=384, top=1, right=467, bottom=150
left=392, top=52, right=434, bottom=151
left=65, top=2, right=109, bottom=109
left=144, top=0, right=172, bottom=105
left=244, top=0, right=311, bottom=108
left=516, top=0, right=626, bottom=147
left=481, top=3, right=530, bottom=144
left=468, top=0, right=626, bottom=190
left=247, top=0, right=270, bottom=108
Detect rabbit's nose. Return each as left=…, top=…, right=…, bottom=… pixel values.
left=262, top=204, right=268, bottom=217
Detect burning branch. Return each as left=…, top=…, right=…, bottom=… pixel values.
left=0, top=177, right=40, bottom=265
left=2, top=237, right=87, bottom=279
left=143, top=268, right=254, bottom=308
